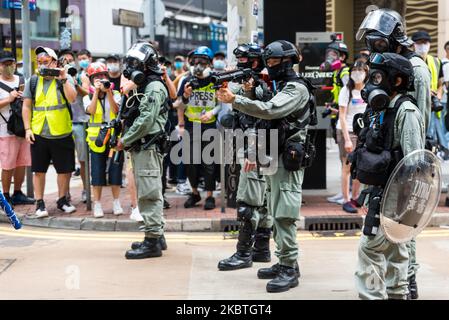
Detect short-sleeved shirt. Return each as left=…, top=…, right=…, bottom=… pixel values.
left=442, top=58, right=449, bottom=103
left=0, top=76, right=20, bottom=137
left=23, top=76, right=76, bottom=139
left=336, top=86, right=367, bottom=133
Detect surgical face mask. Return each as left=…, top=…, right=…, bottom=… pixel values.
left=361, top=69, right=393, bottom=111
left=351, top=71, right=366, bottom=84
left=166, top=68, right=172, bottom=77
left=79, top=59, right=90, bottom=69
left=414, top=43, right=430, bottom=56
left=174, top=61, right=184, bottom=70
left=107, top=63, right=121, bottom=74
left=17, top=67, right=23, bottom=74
left=213, top=60, right=226, bottom=71
left=1, top=65, right=15, bottom=76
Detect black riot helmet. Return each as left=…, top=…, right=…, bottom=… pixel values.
left=327, top=40, right=349, bottom=61
left=262, top=40, right=300, bottom=81
left=233, top=43, right=264, bottom=72
left=361, top=52, right=414, bottom=111
left=356, top=8, right=413, bottom=53
left=123, top=42, right=162, bottom=85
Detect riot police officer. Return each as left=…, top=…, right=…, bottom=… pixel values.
left=356, top=7, right=432, bottom=299
left=116, top=42, right=169, bottom=259
left=217, top=40, right=316, bottom=293
left=351, top=52, right=425, bottom=300
left=217, top=43, right=273, bottom=271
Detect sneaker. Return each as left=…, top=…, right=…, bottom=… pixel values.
left=184, top=193, right=201, bottom=208
left=350, top=198, right=362, bottom=208
left=336, top=198, right=344, bottom=205
left=204, top=196, right=216, bottom=210
left=81, top=190, right=87, bottom=204
left=327, top=193, right=343, bottom=203
left=342, top=201, right=358, bottom=214
left=35, top=200, right=48, bottom=218
left=163, top=196, right=171, bottom=209
left=93, top=202, right=104, bottom=218
left=130, top=207, right=144, bottom=222
left=176, top=182, right=191, bottom=195
left=168, top=178, right=178, bottom=185
left=74, top=167, right=81, bottom=177
left=57, top=196, right=76, bottom=214
left=113, top=199, right=124, bottom=216
left=11, top=191, right=35, bottom=205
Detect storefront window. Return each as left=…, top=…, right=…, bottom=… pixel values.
left=30, top=0, right=61, bottom=40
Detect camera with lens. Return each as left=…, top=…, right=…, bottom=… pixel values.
left=431, top=95, right=444, bottom=112
left=188, top=78, right=202, bottom=90
left=39, top=67, right=62, bottom=77
left=66, top=65, right=77, bottom=77
left=100, top=79, right=111, bottom=89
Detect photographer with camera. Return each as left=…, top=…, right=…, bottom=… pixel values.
left=22, top=46, right=77, bottom=218
left=59, top=49, right=89, bottom=203
left=0, top=50, right=35, bottom=207
left=83, top=62, right=123, bottom=218
left=177, top=46, right=222, bottom=210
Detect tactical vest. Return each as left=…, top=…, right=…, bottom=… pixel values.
left=31, top=76, right=72, bottom=136
left=350, top=95, right=417, bottom=187
left=86, top=92, right=119, bottom=153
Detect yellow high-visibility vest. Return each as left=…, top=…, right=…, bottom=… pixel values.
left=85, top=95, right=118, bottom=153
left=331, top=66, right=350, bottom=104
left=184, top=82, right=217, bottom=124
left=31, top=76, right=72, bottom=136
left=427, top=55, right=442, bottom=117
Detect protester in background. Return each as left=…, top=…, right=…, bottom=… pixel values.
left=336, top=60, right=368, bottom=213
left=106, top=54, right=122, bottom=92
left=59, top=49, right=89, bottom=203
left=212, top=51, right=227, bottom=72
left=0, top=50, right=35, bottom=207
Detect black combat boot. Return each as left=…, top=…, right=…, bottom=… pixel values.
left=266, top=265, right=299, bottom=293
left=252, top=228, right=271, bottom=262
left=125, top=237, right=162, bottom=259
left=218, top=221, right=254, bottom=271
left=257, top=262, right=300, bottom=279
left=131, top=234, right=167, bottom=251
left=407, top=275, right=419, bottom=300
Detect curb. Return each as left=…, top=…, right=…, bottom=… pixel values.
left=1, top=212, right=449, bottom=232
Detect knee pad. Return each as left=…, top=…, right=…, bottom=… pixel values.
left=237, top=202, right=254, bottom=222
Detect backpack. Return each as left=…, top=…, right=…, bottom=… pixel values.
left=29, top=75, right=73, bottom=120
left=0, top=76, right=26, bottom=137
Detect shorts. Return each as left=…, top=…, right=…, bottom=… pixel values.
left=72, top=123, right=88, bottom=162
left=90, top=149, right=124, bottom=186
left=31, top=135, right=75, bottom=174
left=0, top=136, right=31, bottom=170
left=337, top=129, right=358, bottom=160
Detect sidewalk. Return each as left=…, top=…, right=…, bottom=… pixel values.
left=2, top=139, right=449, bottom=231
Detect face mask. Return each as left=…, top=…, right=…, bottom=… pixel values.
left=166, top=68, right=172, bottom=77
left=414, top=43, right=430, bottom=56
left=17, top=67, right=23, bottom=74
left=366, top=35, right=390, bottom=53
left=320, top=52, right=342, bottom=71
left=107, top=63, right=120, bottom=73
left=2, top=65, right=15, bottom=76
left=361, top=69, right=392, bottom=111
left=79, top=59, right=90, bottom=69
left=267, top=61, right=293, bottom=81
left=351, top=71, right=366, bottom=84
left=174, top=61, right=184, bottom=70
left=213, top=60, right=226, bottom=70
left=123, top=68, right=145, bottom=85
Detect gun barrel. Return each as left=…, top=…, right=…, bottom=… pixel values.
left=210, top=68, right=253, bottom=86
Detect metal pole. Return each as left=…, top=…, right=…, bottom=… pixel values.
left=151, top=0, right=156, bottom=41
left=22, top=0, right=34, bottom=198
left=10, top=8, right=17, bottom=60
left=123, top=27, right=127, bottom=55
left=84, top=123, right=92, bottom=211
left=220, top=128, right=226, bottom=213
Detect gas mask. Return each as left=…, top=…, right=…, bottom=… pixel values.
left=361, top=68, right=393, bottom=111
left=320, top=50, right=342, bottom=72
left=191, top=64, right=211, bottom=78
left=123, top=67, right=145, bottom=85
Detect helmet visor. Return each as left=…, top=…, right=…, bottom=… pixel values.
left=356, top=10, right=399, bottom=41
